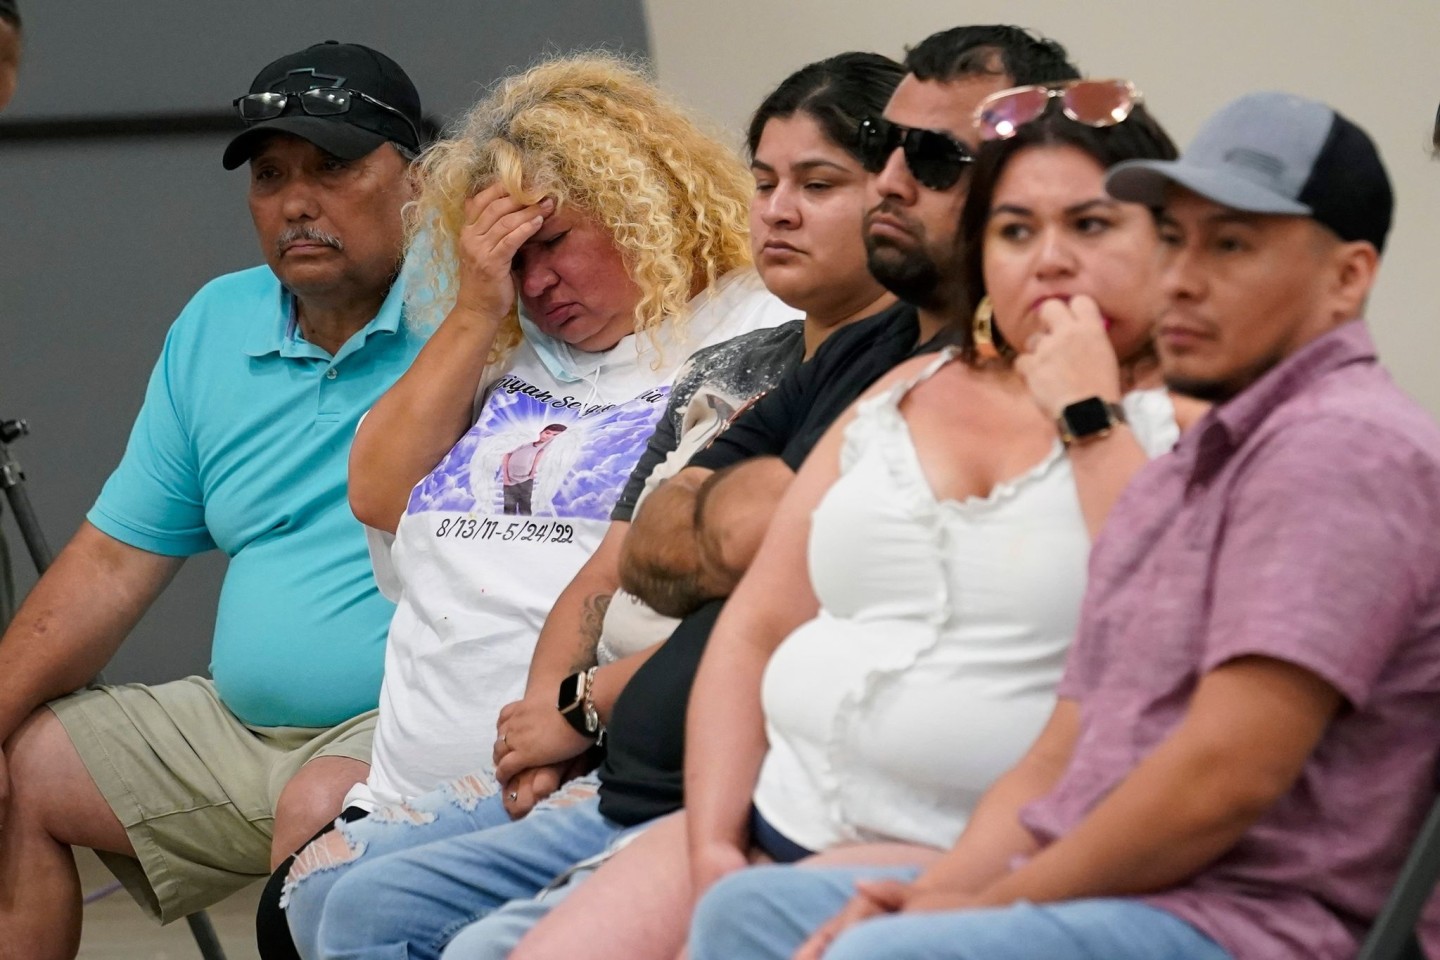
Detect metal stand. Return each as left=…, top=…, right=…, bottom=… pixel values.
left=0, top=419, right=54, bottom=574
left=0, top=418, right=228, bottom=960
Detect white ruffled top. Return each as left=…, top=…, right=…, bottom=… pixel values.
left=752, top=349, right=1179, bottom=852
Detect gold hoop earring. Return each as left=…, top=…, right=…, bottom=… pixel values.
left=972, top=296, right=999, bottom=361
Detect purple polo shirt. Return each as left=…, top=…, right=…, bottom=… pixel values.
left=1020, top=321, right=1440, bottom=960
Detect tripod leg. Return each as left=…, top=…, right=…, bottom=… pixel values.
left=0, top=434, right=55, bottom=574
left=0, top=522, right=13, bottom=628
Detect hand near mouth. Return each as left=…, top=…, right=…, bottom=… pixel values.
left=1013, top=294, right=1123, bottom=420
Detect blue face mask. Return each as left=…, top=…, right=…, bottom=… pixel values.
left=518, top=311, right=604, bottom=384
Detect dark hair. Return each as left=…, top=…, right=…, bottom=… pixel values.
left=957, top=103, right=1179, bottom=355
left=904, top=25, right=1079, bottom=87
left=540, top=423, right=568, bottom=433
left=746, top=52, right=904, bottom=161
left=0, top=0, right=19, bottom=31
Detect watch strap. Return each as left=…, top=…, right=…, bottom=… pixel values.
left=556, top=671, right=592, bottom=737
left=557, top=668, right=605, bottom=742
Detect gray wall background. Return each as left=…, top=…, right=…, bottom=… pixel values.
left=0, top=1, right=649, bottom=684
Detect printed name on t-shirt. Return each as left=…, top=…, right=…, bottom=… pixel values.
left=491, top=375, right=670, bottom=419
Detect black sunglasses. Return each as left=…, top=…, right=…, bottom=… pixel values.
left=857, top=116, right=975, bottom=190
left=233, top=87, right=421, bottom=149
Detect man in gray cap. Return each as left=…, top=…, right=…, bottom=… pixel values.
left=0, top=41, right=424, bottom=954
left=689, top=92, right=1440, bottom=960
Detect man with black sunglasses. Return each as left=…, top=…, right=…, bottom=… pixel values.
left=0, top=41, right=426, bottom=954
left=854, top=28, right=1078, bottom=340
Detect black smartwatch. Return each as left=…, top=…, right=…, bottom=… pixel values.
left=1057, top=397, right=1127, bottom=446
left=556, top=671, right=591, bottom=737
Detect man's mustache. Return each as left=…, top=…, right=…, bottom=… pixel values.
left=864, top=199, right=922, bottom=235
left=276, top=226, right=344, bottom=255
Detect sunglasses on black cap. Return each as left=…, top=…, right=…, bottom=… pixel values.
left=234, top=87, right=422, bottom=149
left=857, top=117, right=975, bottom=191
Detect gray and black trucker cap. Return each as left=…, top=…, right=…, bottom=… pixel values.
left=1106, top=91, right=1393, bottom=252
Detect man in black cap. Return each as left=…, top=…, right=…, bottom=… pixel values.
left=0, top=41, right=425, bottom=954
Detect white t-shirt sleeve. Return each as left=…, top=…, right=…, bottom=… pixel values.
left=1122, top=388, right=1181, bottom=457
left=352, top=409, right=407, bottom=602
left=365, top=524, right=403, bottom=602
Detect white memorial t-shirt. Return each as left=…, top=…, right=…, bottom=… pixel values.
left=354, top=270, right=791, bottom=808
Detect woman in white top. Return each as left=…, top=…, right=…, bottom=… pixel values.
left=279, top=51, right=909, bottom=960
left=267, top=54, right=794, bottom=960
left=340, top=56, right=791, bottom=818
left=682, top=84, right=1208, bottom=960
left=502, top=86, right=1201, bottom=960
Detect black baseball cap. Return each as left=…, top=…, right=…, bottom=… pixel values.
left=1107, top=91, right=1393, bottom=253
left=223, top=41, right=423, bottom=170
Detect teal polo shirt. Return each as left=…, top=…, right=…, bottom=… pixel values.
left=89, top=266, right=423, bottom=727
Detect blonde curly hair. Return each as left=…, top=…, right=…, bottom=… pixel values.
left=405, top=54, right=754, bottom=365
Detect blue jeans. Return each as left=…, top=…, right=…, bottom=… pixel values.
left=689, top=864, right=1235, bottom=960
left=309, top=780, right=633, bottom=960
left=439, top=860, right=595, bottom=960
left=283, top=772, right=516, bottom=959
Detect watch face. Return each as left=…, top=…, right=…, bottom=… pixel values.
left=1063, top=397, right=1114, bottom=439
left=557, top=673, right=583, bottom=711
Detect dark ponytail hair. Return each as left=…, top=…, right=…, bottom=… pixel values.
left=746, top=52, right=904, bottom=162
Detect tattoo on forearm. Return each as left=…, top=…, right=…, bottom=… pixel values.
left=572, top=591, right=613, bottom=672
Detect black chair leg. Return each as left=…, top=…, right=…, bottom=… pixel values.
left=186, top=910, right=228, bottom=960
left=1357, top=792, right=1440, bottom=960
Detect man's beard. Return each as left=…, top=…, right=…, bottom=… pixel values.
left=1162, top=349, right=1284, bottom=405
left=1161, top=375, right=1240, bottom=404
left=865, top=236, right=943, bottom=310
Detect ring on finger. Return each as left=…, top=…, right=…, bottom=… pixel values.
left=508, top=792, right=519, bottom=802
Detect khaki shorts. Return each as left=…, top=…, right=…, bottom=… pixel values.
left=49, top=676, right=376, bottom=924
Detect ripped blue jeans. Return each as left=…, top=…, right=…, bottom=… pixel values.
left=281, top=772, right=600, bottom=960
left=280, top=771, right=619, bottom=960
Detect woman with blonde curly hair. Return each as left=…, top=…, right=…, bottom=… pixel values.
left=265, top=54, right=791, bottom=960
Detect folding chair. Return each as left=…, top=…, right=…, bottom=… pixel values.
left=1356, top=790, right=1440, bottom=960
left=1, top=418, right=227, bottom=960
